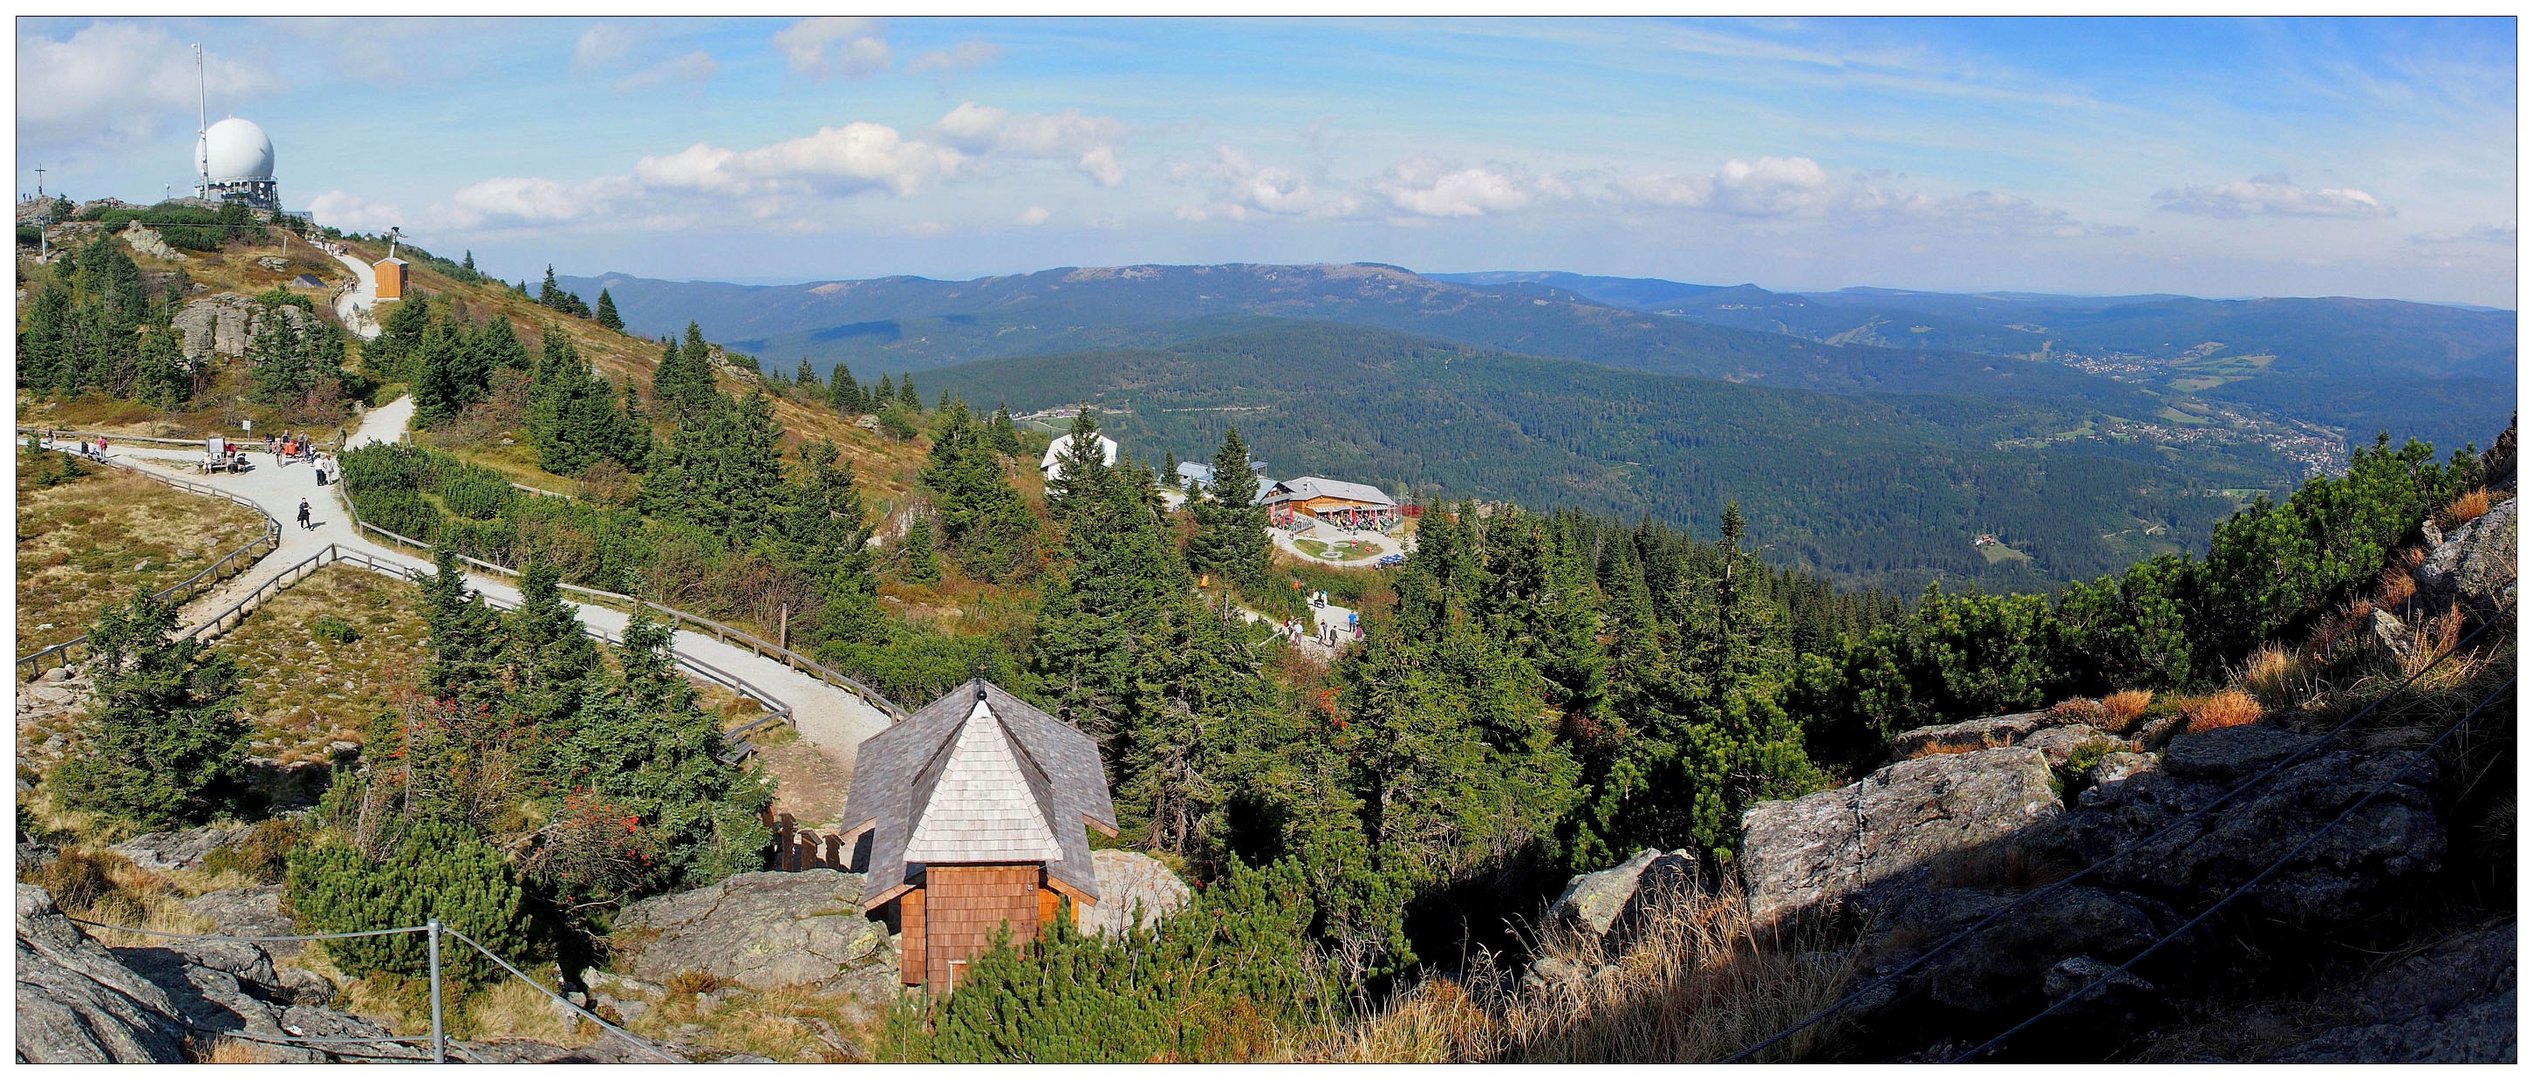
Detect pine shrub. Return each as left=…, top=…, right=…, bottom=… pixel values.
left=285, top=820, right=535, bottom=989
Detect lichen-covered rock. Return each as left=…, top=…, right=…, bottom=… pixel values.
left=120, top=221, right=187, bottom=262
left=1076, top=849, right=1190, bottom=939
left=2414, top=498, right=2517, bottom=613
left=112, top=824, right=250, bottom=872
left=1548, top=847, right=1698, bottom=944
left=1740, top=747, right=2060, bottom=924
left=15, top=885, right=188, bottom=1062
left=612, top=870, right=893, bottom=992
left=1888, top=711, right=2048, bottom=759
left=2076, top=752, right=2160, bottom=807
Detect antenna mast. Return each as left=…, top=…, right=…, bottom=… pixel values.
left=194, top=44, right=208, bottom=191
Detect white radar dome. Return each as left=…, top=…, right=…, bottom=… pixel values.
left=197, top=117, right=275, bottom=183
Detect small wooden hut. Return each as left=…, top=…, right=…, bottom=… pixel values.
left=838, top=679, right=1117, bottom=991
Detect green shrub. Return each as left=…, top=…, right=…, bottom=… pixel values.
left=310, top=614, right=361, bottom=644
left=55, top=592, right=249, bottom=829
left=285, top=820, right=535, bottom=989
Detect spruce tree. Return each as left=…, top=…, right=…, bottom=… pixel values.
left=827, top=362, right=865, bottom=415
left=595, top=288, right=624, bottom=331
left=989, top=404, right=1023, bottom=456
left=1185, top=428, right=1271, bottom=590
left=1045, top=406, right=1110, bottom=522
left=874, top=373, right=896, bottom=411
left=794, top=357, right=822, bottom=394
left=417, top=548, right=503, bottom=706
left=918, top=401, right=1038, bottom=583
left=504, top=555, right=601, bottom=757
left=55, top=591, right=248, bottom=828
left=896, top=373, right=921, bottom=412
left=651, top=322, right=717, bottom=428
left=899, top=513, right=941, bottom=584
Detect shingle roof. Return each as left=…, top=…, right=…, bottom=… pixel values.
left=1270, top=476, right=1395, bottom=507
left=838, top=679, right=1117, bottom=910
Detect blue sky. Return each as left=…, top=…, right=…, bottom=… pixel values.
left=16, top=16, right=2519, bottom=306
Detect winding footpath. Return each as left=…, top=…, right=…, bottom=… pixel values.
left=324, top=247, right=381, bottom=340
left=66, top=396, right=890, bottom=793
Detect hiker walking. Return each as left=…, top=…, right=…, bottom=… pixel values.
left=297, top=499, right=312, bottom=531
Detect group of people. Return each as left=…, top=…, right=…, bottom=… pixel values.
left=265, top=432, right=339, bottom=486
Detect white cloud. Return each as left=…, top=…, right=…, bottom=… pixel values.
left=632, top=122, right=964, bottom=198
left=1615, top=156, right=1833, bottom=215
left=1377, top=158, right=1555, bottom=217
left=1017, top=205, right=1052, bottom=227
left=934, top=102, right=1129, bottom=187
left=908, top=40, right=1001, bottom=75
left=2409, top=220, right=2515, bottom=245
left=2153, top=174, right=2393, bottom=219
left=1168, top=145, right=1360, bottom=220
left=572, top=23, right=638, bottom=77
left=432, top=175, right=633, bottom=229
left=307, top=190, right=406, bottom=235
left=613, top=50, right=717, bottom=93
left=771, top=17, right=889, bottom=81
left=17, top=22, right=283, bottom=152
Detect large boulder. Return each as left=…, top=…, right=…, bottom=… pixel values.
left=112, top=824, right=250, bottom=873
left=2160, top=725, right=2325, bottom=784
left=1740, top=747, right=2060, bottom=924
left=1887, top=711, right=2048, bottom=760
left=612, top=870, right=893, bottom=993
left=171, top=294, right=316, bottom=363
left=1547, top=847, right=1698, bottom=945
left=15, top=885, right=189, bottom=1062
left=1076, top=850, right=1190, bottom=939
left=2414, top=498, right=2517, bottom=613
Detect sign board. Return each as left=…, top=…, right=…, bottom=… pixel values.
left=241, top=419, right=253, bottom=431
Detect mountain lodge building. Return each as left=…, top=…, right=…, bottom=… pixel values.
left=1266, top=476, right=1400, bottom=528
left=837, top=679, right=1118, bottom=991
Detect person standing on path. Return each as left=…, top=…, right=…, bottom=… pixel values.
left=297, top=499, right=312, bottom=530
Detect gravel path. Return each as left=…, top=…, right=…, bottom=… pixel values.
left=80, top=397, right=887, bottom=801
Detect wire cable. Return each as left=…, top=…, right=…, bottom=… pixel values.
left=441, top=925, right=686, bottom=1064
left=1947, top=674, right=2514, bottom=1063
left=1723, top=592, right=2514, bottom=1063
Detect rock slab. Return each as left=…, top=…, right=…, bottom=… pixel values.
left=1076, top=850, right=1191, bottom=939
left=613, top=869, right=893, bottom=992
left=1740, top=746, right=2060, bottom=924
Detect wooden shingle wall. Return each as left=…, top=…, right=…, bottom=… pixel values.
left=920, top=864, right=1044, bottom=991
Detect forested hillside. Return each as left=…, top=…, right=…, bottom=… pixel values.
left=926, top=321, right=2272, bottom=592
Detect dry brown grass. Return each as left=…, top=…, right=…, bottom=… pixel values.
left=621, top=982, right=878, bottom=1063
left=14, top=452, right=268, bottom=655
left=215, top=563, right=430, bottom=764
left=2237, top=645, right=2311, bottom=711
left=2178, top=689, right=2266, bottom=734
left=451, top=978, right=599, bottom=1046
left=2440, top=487, right=2492, bottom=529
left=2396, top=607, right=2469, bottom=685
left=1319, top=880, right=1867, bottom=1064
left=2373, top=565, right=2419, bottom=609
left=2305, top=597, right=2379, bottom=661
left=2101, top=689, right=2154, bottom=733
left=1904, top=739, right=1992, bottom=760
left=204, top=1037, right=284, bottom=1063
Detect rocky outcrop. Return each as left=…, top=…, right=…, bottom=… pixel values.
left=2273, top=921, right=2516, bottom=1063
left=171, top=294, right=316, bottom=362
left=1077, top=850, right=1191, bottom=939
left=1548, top=847, right=1698, bottom=944
left=611, top=869, right=894, bottom=993
left=119, top=221, right=187, bottom=262
left=112, top=824, right=250, bottom=873
left=2413, top=497, right=2517, bottom=613
left=16, top=885, right=189, bottom=1062
left=183, top=886, right=297, bottom=959
left=2042, top=730, right=2443, bottom=922
left=1740, top=747, right=2060, bottom=924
